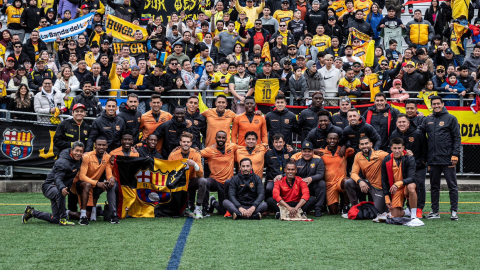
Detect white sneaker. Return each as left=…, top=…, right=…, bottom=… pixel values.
left=90, top=212, right=97, bottom=221
left=377, top=212, right=388, bottom=222
left=404, top=208, right=411, bottom=217
left=404, top=218, right=425, bottom=227
left=193, top=206, right=203, bottom=219
left=341, top=213, right=349, bottom=219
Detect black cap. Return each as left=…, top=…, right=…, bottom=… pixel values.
left=263, top=61, right=272, bottom=66
left=47, top=8, right=54, bottom=13
left=102, top=39, right=110, bottom=44
left=445, top=48, right=454, bottom=54
left=17, top=64, right=25, bottom=70
left=328, top=16, right=336, bottom=20
left=248, top=61, right=257, bottom=66
left=237, top=61, right=245, bottom=66
left=301, top=141, right=314, bottom=150
left=173, top=42, right=183, bottom=47
left=90, top=41, right=99, bottom=48
left=94, top=22, right=103, bottom=28
left=149, top=48, right=158, bottom=54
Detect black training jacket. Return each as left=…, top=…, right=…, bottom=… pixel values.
left=420, top=107, right=461, bottom=165
left=305, top=123, right=344, bottom=149
left=86, top=112, right=126, bottom=152
left=153, top=118, right=195, bottom=159
left=228, top=173, right=265, bottom=208
left=265, top=107, right=299, bottom=148
left=295, top=156, right=325, bottom=182
left=118, top=103, right=142, bottom=144
left=297, top=105, right=328, bottom=141
left=43, top=149, right=82, bottom=192
left=391, top=123, right=427, bottom=169
left=362, top=104, right=400, bottom=151
left=342, top=117, right=382, bottom=152
left=185, top=110, right=206, bottom=149
left=264, top=148, right=295, bottom=181
left=53, top=118, right=90, bottom=152
left=331, top=110, right=349, bottom=130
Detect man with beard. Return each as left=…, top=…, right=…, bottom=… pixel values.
left=169, top=132, right=207, bottom=219
left=346, top=10, right=374, bottom=37
left=405, top=100, right=425, bottom=127
left=140, top=94, right=172, bottom=151
left=338, top=67, right=362, bottom=99
left=343, top=108, right=381, bottom=153
left=99, top=54, right=111, bottom=77
left=298, top=92, right=328, bottom=141
left=109, top=131, right=139, bottom=158
left=280, top=44, right=298, bottom=66
left=331, top=97, right=353, bottom=130
left=118, top=94, right=141, bottom=144
left=341, top=45, right=363, bottom=66
left=154, top=106, right=194, bottom=159
left=137, top=134, right=162, bottom=159
left=184, top=96, right=206, bottom=149
left=265, top=94, right=299, bottom=148
left=201, top=95, right=237, bottom=148
left=22, top=142, right=85, bottom=226
left=318, top=133, right=355, bottom=216
left=362, top=93, right=400, bottom=151
left=86, top=99, right=126, bottom=152
left=201, top=131, right=238, bottom=215
left=71, top=137, right=119, bottom=225
left=235, top=131, right=269, bottom=179
left=54, top=103, right=91, bottom=152
left=223, top=158, right=267, bottom=220
left=278, top=59, right=293, bottom=94
left=305, top=0, right=327, bottom=35
left=232, top=97, right=268, bottom=146
left=305, top=111, right=345, bottom=153
left=345, top=136, right=389, bottom=220
left=391, top=114, right=427, bottom=218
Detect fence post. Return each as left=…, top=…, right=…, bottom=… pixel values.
left=460, top=144, right=464, bottom=175
left=459, top=95, right=464, bottom=107
left=5, top=110, right=11, bottom=122
left=117, top=89, right=121, bottom=99
left=201, top=90, right=207, bottom=105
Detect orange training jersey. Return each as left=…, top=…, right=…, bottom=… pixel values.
left=168, top=148, right=204, bottom=179
left=140, top=110, right=172, bottom=150
left=235, top=144, right=268, bottom=179
left=231, top=113, right=268, bottom=146
left=200, top=143, right=238, bottom=184
left=319, top=146, right=355, bottom=185
left=351, top=149, right=388, bottom=189
left=201, top=108, right=236, bottom=148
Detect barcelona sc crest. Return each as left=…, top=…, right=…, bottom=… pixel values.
left=1, top=129, right=34, bottom=161
left=135, top=167, right=186, bottom=206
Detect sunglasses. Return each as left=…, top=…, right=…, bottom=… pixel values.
left=288, top=48, right=295, bottom=50
left=381, top=63, right=388, bottom=66
left=353, top=65, right=360, bottom=68
left=255, top=23, right=261, bottom=25
left=280, top=25, right=286, bottom=27
left=14, top=46, right=22, bottom=48
left=170, top=63, right=178, bottom=65
left=437, top=70, right=445, bottom=72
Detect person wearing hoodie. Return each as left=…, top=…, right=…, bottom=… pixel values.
left=401, top=60, right=430, bottom=97
left=389, top=79, right=410, bottom=102
left=23, top=30, right=48, bottom=64
left=82, top=63, right=111, bottom=95
left=20, top=0, right=44, bottom=42
left=29, top=59, right=56, bottom=93
left=180, top=60, right=199, bottom=97
left=7, top=64, right=29, bottom=90
left=22, top=143, right=85, bottom=226
left=120, top=65, right=147, bottom=92
left=324, top=16, right=344, bottom=46
left=289, top=65, right=308, bottom=105
left=305, top=110, right=345, bottom=150
left=118, top=94, right=142, bottom=144
left=362, top=92, right=400, bottom=151
left=71, top=81, right=103, bottom=119
left=464, top=44, right=480, bottom=73
left=441, top=72, right=466, bottom=106
left=304, top=60, right=325, bottom=99
left=298, top=91, right=328, bottom=141
left=265, top=94, right=299, bottom=148
left=3, top=0, right=24, bottom=42
left=342, top=108, right=381, bottom=153
left=86, top=98, right=126, bottom=152
left=319, top=54, right=342, bottom=101
left=305, top=0, right=327, bottom=35
left=332, top=97, right=353, bottom=129
left=457, top=65, right=475, bottom=93
left=345, top=10, right=374, bottom=39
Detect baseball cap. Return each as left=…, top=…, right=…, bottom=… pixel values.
left=352, top=61, right=361, bottom=66
left=237, top=61, right=245, bottom=66
left=345, top=44, right=353, bottom=49
left=90, top=41, right=99, bottom=48
left=297, top=55, right=306, bottom=59
left=406, top=61, right=416, bottom=67
left=173, top=42, right=183, bottom=47
left=288, top=44, right=297, bottom=48
left=7, top=56, right=14, bottom=62
left=328, top=16, right=336, bottom=20
left=436, top=65, right=445, bottom=71
left=131, top=65, right=140, bottom=70
left=17, top=64, right=26, bottom=70
left=263, top=61, right=272, bottom=66
left=149, top=48, right=158, bottom=54
left=37, top=58, right=46, bottom=63
left=301, top=141, right=314, bottom=150
left=248, top=61, right=257, bottom=66
left=102, top=39, right=110, bottom=44
left=47, top=8, right=54, bottom=13
left=324, top=54, right=333, bottom=60
left=80, top=4, right=89, bottom=9
left=282, top=0, right=289, bottom=3
left=445, top=48, right=454, bottom=54
left=72, top=103, right=86, bottom=111
left=312, top=0, right=320, bottom=4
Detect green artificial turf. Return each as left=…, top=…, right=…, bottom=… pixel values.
left=1, top=192, right=480, bottom=270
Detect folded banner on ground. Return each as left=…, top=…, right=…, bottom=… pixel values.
left=254, top=79, right=280, bottom=104
left=39, top=13, right=94, bottom=42
left=114, top=157, right=190, bottom=218
left=112, top=41, right=148, bottom=56
left=106, top=14, right=148, bottom=42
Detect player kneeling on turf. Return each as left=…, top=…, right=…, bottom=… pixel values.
left=22, top=142, right=85, bottom=226
left=223, top=158, right=267, bottom=220
left=381, top=138, right=424, bottom=225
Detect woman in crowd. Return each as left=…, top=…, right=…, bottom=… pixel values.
left=7, top=83, right=35, bottom=120
left=54, top=66, right=80, bottom=101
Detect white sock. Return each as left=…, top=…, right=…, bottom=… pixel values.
left=90, top=207, right=97, bottom=220
left=66, top=210, right=70, bottom=217
left=411, top=208, right=417, bottom=219
left=80, top=209, right=87, bottom=218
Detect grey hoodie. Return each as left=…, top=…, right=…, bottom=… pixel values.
left=289, top=75, right=308, bottom=100
left=464, top=54, right=480, bottom=73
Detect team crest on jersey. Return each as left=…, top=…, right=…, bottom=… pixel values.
left=83, top=130, right=88, bottom=135
left=254, top=119, right=260, bottom=124
left=310, top=163, right=315, bottom=168
left=439, top=121, right=445, bottom=126
left=116, top=125, right=120, bottom=131
left=383, top=112, right=388, bottom=117
left=249, top=182, right=254, bottom=188
left=285, top=119, right=289, bottom=124
left=1, top=129, right=34, bottom=161
left=409, top=137, right=414, bottom=142
left=194, top=120, right=198, bottom=125
left=284, top=154, right=289, bottom=159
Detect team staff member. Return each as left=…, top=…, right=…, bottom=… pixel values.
left=154, top=106, right=194, bottom=159
left=305, top=110, right=344, bottom=151
left=86, top=98, right=126, bottom=152
left=71, top=137, right=119, bottom=225
left=185, top=96, right=206, bottom=149
left=363, top=93, right=400, bottom=151
left=391, top=114, right=428, bottom=218
left=140, top=94, right=172, bottom=151
left=291, top=141, right=326, bottom=217
left=268, top=161, right=316, bottom=219
left=169, top=132, right=207, bottom=219
left=231, top=97, right=268, bottom=146
left=223, top=158, right=267, bottom=220
left=345, top=136, right=389, bottom=218
left=266, top=94, right=299, bottom=148
left=381, top=138, right=422, bottom=223
left=319, top=133, right=355, bottom=215
left=118, top=94, right=142, bottom=144
left=405, top=100, right=425, bottom=127
left=202, top=95, right=237, bottom=148
left=138, top=134, right=162, bottom=159
left=109, top=131, right=139, bottom=158
left=420, top=96, right=461, bottom=221
left=297, top=91, right=327, bottom=141
left=342, top=109, right=381, bottom=153
left=235, top=131, right=269, bottom=179
left=201, top=131, right=238, bottom=215
left=264, top=133, right=295, bottom=200
left=22, top=142, right=85, bottom=226
left=331, top=97, right=353, bottom=130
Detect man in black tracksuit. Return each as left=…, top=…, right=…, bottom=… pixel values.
left=147, top=64, right=172, bottom=93
left=264, top=133, right=295, bottom=200
left=342, top=110, right=381, bottom=153
left=363, top=93, right=400, bottom=151
left=118, top=96, right=142, bottom=144
left=54, top=104, right=91, bottom=153
left=20, top=1, right=43, bottom=38
left=265, top=94, right=299, bottom=148
left=305, top=110, right=344, bottom=150
left=331, top=98, right=353, bottom=130
left=297, top=92, right=328, bottom=141
left=294, top=142, right=326, bottom=217
left=86, top=99, right=126, bottom=152
left=304, top=2, right=327, bottom=35
left=420, top=96, right=461, bottom=221
left=153, top=106, right=194, bottom=159
left=185, top=96, right=206, bottom=150
left=223, top=158, right=267, bottom=220
left=22, top=144, right=84, bottom=226
left=405, top=100, right=425, bottom=128
left=138, top=134, right=163, bottom=159
left=391, top=114, right=428, bottom=216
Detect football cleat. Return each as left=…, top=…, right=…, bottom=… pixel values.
left=425, top=212, right=440, bottom=219
left=59, top=218, right=75, bottom=226
left=22, top=205, right=34, bottom=224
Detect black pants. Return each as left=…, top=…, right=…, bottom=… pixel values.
left=265, top=180, right=274, bottom=201
left=67, top=193, right=78, bottom=212
left=416, top=167, right=427, bottom=210
left=309, top=180, right=326, bottom=211
left=206, top=178, right=230, bottom=215
left=266, top=197, right=317, bottom=214
left=222, top=200, right=268, bottom=217
left=429, top=165, right=458, bottom=212
left=187, top=177, right=208, bottom=207
left=345, top=179, right=387, bottom=213
left=32, top=184, right=66, bottom=224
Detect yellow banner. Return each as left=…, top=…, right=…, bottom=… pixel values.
left=105, top=14, right=148, bottom=42
left=391, top=103, right=480, bottom=145
left=254, top=79, right=280, bottom=104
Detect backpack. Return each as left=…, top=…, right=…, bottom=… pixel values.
left=348, top=201, right=379, bottom=220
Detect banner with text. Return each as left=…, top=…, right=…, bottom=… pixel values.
left=106, top=14, right=148, bottom=42
left=39, top=13, right=94, bottom=42
left=112, top=41, right=148, bottom=57
left=140, top=0, right=213, bottom=25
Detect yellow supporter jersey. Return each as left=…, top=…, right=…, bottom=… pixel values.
left=354, top=0, right=373, bottom=19
left=6, top=6, right=23, bottom=26
left=273, top=10, right=293, bottom=25
left=212, top=71, right=233, bottom=96
left=235, top=20, right=254, bottom=47
left=330, top=0, right=347, bottom=18
left=339, top=77, right=361, bottom=100
left=353, top=45, right=368, bottom=63
left=362, top=73, right=383, bottom=102
left=312, top=35, right=331, bottom=52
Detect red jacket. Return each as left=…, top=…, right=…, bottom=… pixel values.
left=273, top=176, right=310, bottom=203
